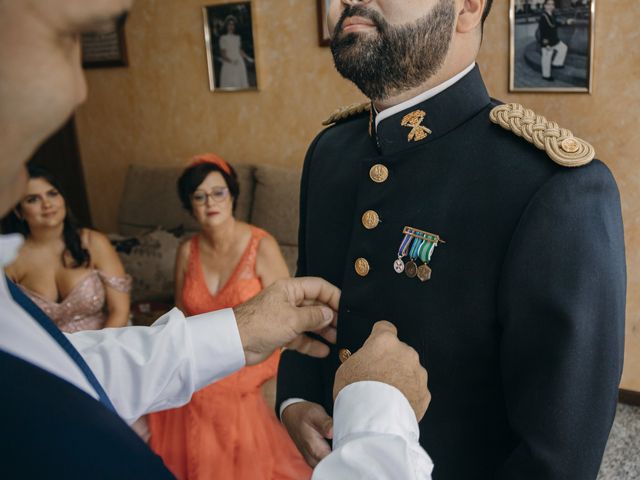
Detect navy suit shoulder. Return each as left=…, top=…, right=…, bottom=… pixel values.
left=0, top=350, right=174, bottom=480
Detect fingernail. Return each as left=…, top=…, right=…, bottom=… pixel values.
left=321, top=307, right=333, bottom=322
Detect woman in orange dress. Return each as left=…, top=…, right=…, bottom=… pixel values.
left=148, top=154, right=311, bottom=480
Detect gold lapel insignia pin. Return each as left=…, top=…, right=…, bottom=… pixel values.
left=401, top=110, right=432, bottom=142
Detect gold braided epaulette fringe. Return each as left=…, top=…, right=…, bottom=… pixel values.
left=322, top=102, right=371, bottom=126
left=489, top=103, right=595, bottom=167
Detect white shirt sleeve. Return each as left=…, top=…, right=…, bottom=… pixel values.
left=280, top=397, right=306, bottom=418
left=67, top=307, right=245, bottom=424
left=312, top=381, right=434, bottom=480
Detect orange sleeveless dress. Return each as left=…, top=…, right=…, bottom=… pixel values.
left=148, top=227, right=311, bottom=480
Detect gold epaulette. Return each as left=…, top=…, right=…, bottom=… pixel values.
left=490, top=103, right=595, bottom=167
left=322, top=102, right=371, bottom=126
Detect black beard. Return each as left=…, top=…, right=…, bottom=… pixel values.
left=330, top=1, right=456, bottom=101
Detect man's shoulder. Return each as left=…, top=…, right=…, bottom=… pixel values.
left=484, top=101, right=596, bottom=168
left=0, top=349, right=173, bottom=478
left=306, top=102, right=372, bottom=156
left=322, top=101, right=371, bottom=127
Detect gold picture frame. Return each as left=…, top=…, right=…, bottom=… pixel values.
left=509, top=0, right=595, bottom=93
left=203, top=1, right=259, bottom=92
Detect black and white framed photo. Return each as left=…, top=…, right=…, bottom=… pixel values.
left=510, top=0, right=594, bottom=93
left=203, top=1, right=258, bottom=92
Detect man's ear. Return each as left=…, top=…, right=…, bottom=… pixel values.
left=456, top=0, right=485, bottom=34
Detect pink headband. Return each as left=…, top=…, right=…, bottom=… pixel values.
left=189, top=153, right=232, bottom=175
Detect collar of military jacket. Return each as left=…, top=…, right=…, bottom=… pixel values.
left=371, top=65, right=491, bottom=156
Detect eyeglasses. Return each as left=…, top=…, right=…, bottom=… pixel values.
left=191, top=187, right=230, bottom=205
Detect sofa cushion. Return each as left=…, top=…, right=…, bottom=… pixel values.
left=250, top=165, right=301, bottom=275
left=112, top=228, right=187, bottom=303
left=250, top=165, right=301, bottom=246
left=118, top=163, right=254, bottom=236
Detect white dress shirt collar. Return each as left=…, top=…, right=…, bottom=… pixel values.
left=375, top=63, right=476, bottom=131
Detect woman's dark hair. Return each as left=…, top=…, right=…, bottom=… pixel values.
left=177, top=161, right=240, bottom=215
left=1, top=165, right=90, bottom=268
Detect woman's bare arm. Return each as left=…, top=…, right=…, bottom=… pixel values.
left=87, top=229, right=129, bottom=328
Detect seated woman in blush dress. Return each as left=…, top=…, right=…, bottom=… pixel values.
left=147, top=154, right=311, bottom=480
left=3, top=165, right=131, bottom=332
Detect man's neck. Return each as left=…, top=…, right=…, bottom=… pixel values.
left=372, top=61, right=475, bottom=112
left=372, top=62, right=476, bottom=131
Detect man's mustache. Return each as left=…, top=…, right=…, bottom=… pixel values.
left=334, top=5, right=387, bottom=37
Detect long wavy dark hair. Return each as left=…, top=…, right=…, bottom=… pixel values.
left=1, top=165, right=90, bottom=268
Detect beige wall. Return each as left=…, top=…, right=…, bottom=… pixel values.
left=76, top=0, right=640, bottom=390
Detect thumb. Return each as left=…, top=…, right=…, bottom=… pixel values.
left=370, top=320, right=398, bottom=336
left=293, top=305, right=334, bottom=333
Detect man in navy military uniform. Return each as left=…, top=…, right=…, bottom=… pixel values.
left=538, top=0, right=572, bottom=81
left=278, top=0, right=626, bottom=478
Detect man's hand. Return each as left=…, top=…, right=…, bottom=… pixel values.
left=281, top=401, right=333, bottom=468
left=333, top=321, right=430, bottom=421
left=233, top=277, right=339, bottom=365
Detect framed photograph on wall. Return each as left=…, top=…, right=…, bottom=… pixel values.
left=203, top=1, right=258, bottom=92
left=317, top=0, right=331, bottom=46
left=82, top=24, right=128, bottom=68
left=510, top=0, right=595, bottom=93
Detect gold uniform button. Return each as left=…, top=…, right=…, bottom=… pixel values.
left=354, top=257, right=370, bottom=277
left=369, top=164, right=389, bottom=183
left=361, top=210, right=380, bottom=229
left=339, top=348, right=352, bottom=363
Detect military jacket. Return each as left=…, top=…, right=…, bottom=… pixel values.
left=277, top=66, right=626, bottom=479
left=540, top=11, right=561, bottom=47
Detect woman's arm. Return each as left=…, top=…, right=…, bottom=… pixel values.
left=255, top=233, right=290, bottom=288
left=174, top=240, right=190, bottom=312
left=86, top=230, right=130, bottom=328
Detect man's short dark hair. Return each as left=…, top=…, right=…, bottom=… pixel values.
left=482, top=0, right=493, bottom=25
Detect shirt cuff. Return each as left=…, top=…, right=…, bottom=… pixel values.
left=279, top=397, right=306, bottom=419
left=185, top=308, right=245, bottom=391
left=332, top=381, right=420, bottom=449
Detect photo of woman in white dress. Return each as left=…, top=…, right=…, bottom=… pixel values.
left=219, top=16, right=253, bottom=88
left=204, top=3, right=258, bottom=91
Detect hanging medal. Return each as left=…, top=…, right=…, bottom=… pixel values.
left=394, top=232, right=412, bottom=273
left=416, top=239, right=436, bottom=282
left=405, top=237, right=423, bottom=278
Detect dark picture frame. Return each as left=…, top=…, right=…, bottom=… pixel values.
left=81, top=26, right=128, bottom=69
left=317, top=0, right=331, bottom=47
left=203, top=1, right=258, bottom=92
left=510, top=0, right=595, bottom=93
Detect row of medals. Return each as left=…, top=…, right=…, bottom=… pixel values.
left=394, top=257, right=432, bottom=282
